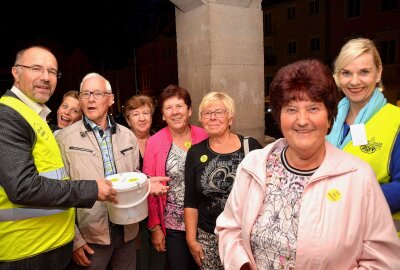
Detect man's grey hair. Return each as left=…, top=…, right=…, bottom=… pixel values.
left=80, top=72, right=112, bottom=93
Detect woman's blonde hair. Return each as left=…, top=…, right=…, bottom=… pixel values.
left=198, top=92, right=235, bottom=121
left=62, top=90, right=79, bottom=101
left=333, top=38, right=383, bottom=90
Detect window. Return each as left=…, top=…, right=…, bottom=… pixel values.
left=288, top=41, right=297, bottom=55
left=264, top=13, right=272, bottom=35
left=380, top=40, right=396, bottom=64
left=310, top=0, right=320, bottom=15
left=346, top=0, right=361, bottom=18
left=381, top=0, right=397, bottom=11
left=265, top=44, right=277, bottom=66
left=287, top=6, right=296, bottom=20
left=310, top=37, right=320, bottom=52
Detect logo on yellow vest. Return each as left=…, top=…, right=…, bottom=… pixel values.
left=360, top=137, right=382, bottom=154
left=327, top=189, right=341, bottom=202
left=34, top=123, right=49, bottom=140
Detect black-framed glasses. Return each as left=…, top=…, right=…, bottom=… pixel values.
left=201, top=109, right=227, bottom=119
left=14, top=64, right=61, bottom=78
left=79, top=90, right=112, bottom=99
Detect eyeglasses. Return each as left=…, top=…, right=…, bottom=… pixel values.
left=201, top=109, right=226, bottom=119
left=79, top=90, right=112, bottom=99
left=15, top=64, right=61, bottom=78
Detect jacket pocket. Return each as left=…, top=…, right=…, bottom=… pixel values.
left=69, top=146, right=94, bottom=154
left=120, top=146, right=133, bottom=155
left=65, top=146, right=99, bottom=179
left=114, top=145, right=139, bottom=171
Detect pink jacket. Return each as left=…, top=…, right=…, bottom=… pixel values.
left=216, top=139, right=400, bottom=270
left=142, top=125, right=208, bottom=233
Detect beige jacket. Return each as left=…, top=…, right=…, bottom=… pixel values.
left=56, top=118, right=140, bottom=250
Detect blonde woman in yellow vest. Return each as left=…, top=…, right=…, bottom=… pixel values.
left=0, top=46, right=118, bottom=269
left=327, top=38, right=400, bottom=235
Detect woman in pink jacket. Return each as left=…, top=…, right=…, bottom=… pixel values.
left=216, top=59, right=400, bottom=270
left=143, top=85, right=208, bottom=270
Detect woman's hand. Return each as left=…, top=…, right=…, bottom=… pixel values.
left=148, top=176, right=170, bottom=196
left=151, top=226, right=166, bottom=252
left=187, top=240, right=204, bottom=267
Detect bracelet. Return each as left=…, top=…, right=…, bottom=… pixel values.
left=149, top=226, right=161, bottom=232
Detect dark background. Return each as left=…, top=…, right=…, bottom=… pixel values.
left=0, top=0, right=175, bottom=127
left=0, top=0, right=172, bottom=64
left=0, top=0, right=174, bottom=88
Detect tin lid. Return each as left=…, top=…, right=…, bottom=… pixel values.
left=106, top=172, right=148, bottom=192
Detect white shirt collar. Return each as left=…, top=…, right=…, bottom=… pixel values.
left=10, top=86, right=52, bottom=121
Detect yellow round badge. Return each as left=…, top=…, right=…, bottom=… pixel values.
left=184, top=141, right=192, bottom=149
left=200, top=155, right=208, bottom=163
left=327, top=189, right=341, bottom=202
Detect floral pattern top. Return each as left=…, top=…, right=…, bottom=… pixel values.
left=164, top=143, right=187, bottom=231
left=250, top=146, right=316, bottom=269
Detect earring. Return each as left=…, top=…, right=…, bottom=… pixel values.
left=376, top=80, right=383, bottom=91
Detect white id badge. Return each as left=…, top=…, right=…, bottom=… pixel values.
left=350, top=123, right=368, bottom=146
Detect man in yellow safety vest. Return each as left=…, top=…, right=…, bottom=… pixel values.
left=0, top=46, right=117, bottom=269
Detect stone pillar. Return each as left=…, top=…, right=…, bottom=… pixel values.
left=170, top=0, right=265, bottom=145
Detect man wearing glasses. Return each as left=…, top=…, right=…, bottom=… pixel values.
left=0, top=46, right=117, bottom=269
left=56, top=73, right=169, bottom=269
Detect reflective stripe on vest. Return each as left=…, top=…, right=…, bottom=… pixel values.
left=0, top=96, right=75, bottom=261
left=344, top=104, right=400, bottom=235
left=0, top=168, right=68, bottom=222
left=0, top=207, right=67, bottom=222
left=39, top=167, right=68, bottom=180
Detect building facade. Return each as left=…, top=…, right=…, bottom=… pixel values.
left=263, top=0, right=400, bottom=105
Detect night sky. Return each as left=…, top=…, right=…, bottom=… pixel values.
left=0, top=0, right=174, bottom=69
left=0, top=0, right=175, bottom=124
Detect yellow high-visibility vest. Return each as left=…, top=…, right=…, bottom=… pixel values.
left=0, top=96, right=75, bottom=261
left=344, top=104, right=400, bottom=236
